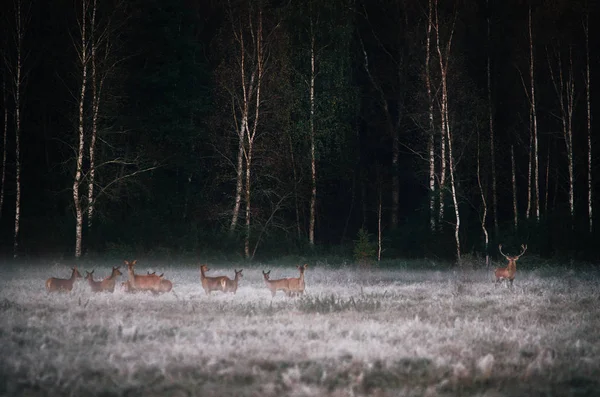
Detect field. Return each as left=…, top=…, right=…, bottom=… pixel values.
left=1, top=259, right=599, bottom=396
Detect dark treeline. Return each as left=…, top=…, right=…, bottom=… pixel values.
left=0, top=0, right=599, bottom=262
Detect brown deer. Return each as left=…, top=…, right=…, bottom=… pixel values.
left=85, top=270, right=103, bottom=292
left=223, top=269, right=243, bottom=294
left=125, top=260, right=162, bottom=293
left=495, top=244, right=527, bottom=287
left=100, top=266, right=122, bottom=293
left=262, top=270, right=292, bottom=297
left=200, top=264, right=227, bottom=295
left=287, top=264, right=307, bottom=297
left=155, top=273, right=173, bottom=293
left=46, top=267, right=82, bottom=292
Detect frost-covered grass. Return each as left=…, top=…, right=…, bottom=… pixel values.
left=1, top=260, right=600, bottom=396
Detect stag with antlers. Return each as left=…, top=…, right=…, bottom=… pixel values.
left=495, top=244, right=527, bottom=287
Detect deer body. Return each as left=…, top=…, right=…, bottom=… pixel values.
left=125, top=260, right=162, bottom=293
left=287, top=264, right=307, bottom=296
left=85, top=270, right=103, bottom=292
left=224, top=269, right=243, bottom=294
left=262, top=270, right=292, bottom=297
left=99, top=266, right=122, bottom=293
left=200, top=265, right=227, bottom=295
left=495, top=244, right=527, bottom=287
left=46, top=267, right=83, bottom=292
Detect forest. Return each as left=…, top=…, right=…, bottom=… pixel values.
left=0, top=0, right=598, bottom=263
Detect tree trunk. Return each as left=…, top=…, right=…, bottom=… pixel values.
left=434, top=0, right=459, bottom=261
left=242, top=8, right=265, bottom=259
left=529, top=7, right=540, bottom=222
left=426, top=0, right=435, bottom=232
left=0, top=76, right=7, bottom=219
left=548, top=47, right=575, bottom=225
left=73, top=0, right=88, bottom=258
left=477, top=129, right=489, bottom=266
left=87, top=0, right=98, bottom=231
left=244, top=146, right=253, bottom=258
left=377, top=184, right=382, bottom=262
left=13, top=0, right=25, bottom=258
left=584, top=14, right=592, bottom=233
left=309, top=24, right=316, bottom=247
left=230, top=122, right=245, bottom=234
left=511, top=145, right=518, bottom=231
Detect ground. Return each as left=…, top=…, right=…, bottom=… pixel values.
left=0, top=260, right=599, bottom=396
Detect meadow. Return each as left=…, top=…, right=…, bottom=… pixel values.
left=0, top=258, right=599, bottom=396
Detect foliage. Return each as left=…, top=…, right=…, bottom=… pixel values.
left=353, top=228, right=376, bottom=267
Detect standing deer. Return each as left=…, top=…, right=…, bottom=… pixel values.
left=125, top=260, right=162, bottom=293
left=155, top=273, right=173, bottom=293
left=85, top=270, right=103, bottom=292
left=46, top=267, right=82, bottom=292
left=287, top=264, right=307, bottom=297
left=224, top=269, right=243, bottom=294
left=495, top=244, right=527, bottom=287
left=100, top=266, right=122, bottom=293
left=200, top=264, right=227, bottom=295
left=262, top=270, right=291, bottom=297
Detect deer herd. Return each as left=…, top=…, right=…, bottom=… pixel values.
left=44, top=244, right=527, bottom=294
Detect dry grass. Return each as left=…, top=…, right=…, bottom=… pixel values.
left=0, top=261, right=599, bottom=396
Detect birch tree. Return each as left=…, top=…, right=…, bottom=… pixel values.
left=425, top=0, right=436, bottom=232
left=0, top=73, right=6, bottom=219
left=547, top=46, right=575, bottom=224
left=434, top=0, right=460, bottom=261
left=511, top=145, right=518, bottom=231
left=529, top=7, right=540, bottom=222
left=8, top=0, right=28, bottom=257
left=223, top=0, right=271, bottom=258
left=73, top=0, right=90, bottom=258
left=584, top=14, right=592, bottom=233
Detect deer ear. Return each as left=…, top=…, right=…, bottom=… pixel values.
left=132, top=260, right=137, bottom=265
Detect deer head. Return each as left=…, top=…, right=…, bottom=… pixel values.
left=499, top=244, right=527, bottom=268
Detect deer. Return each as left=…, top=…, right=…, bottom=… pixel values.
left=223, top=269, right=243, bottom=294
left=46, top=267, right=83, bottom=292
left=100, top=266, right=122, bottom=293
left=200, top=264, right=227, bottom=295
left=154, top=273, right=173, bottom=293
left=495, top=244, right=527, bottom=287
left=125, top=260, right=162, bottom=293
left=262, top=270, right=292, bottom=297
left=85, top=270, right=103, bottom=292
left=287, top=264, right=307, bottom=297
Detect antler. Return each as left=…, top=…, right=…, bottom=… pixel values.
left=498, top=244, right=508, bottom=259
left=515, top=244, right=527, bottom=259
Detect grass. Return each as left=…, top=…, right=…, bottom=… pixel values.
left=0, top=260, right=599, bottom=396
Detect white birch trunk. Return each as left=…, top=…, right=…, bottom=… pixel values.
left=477, top=130, right=489, bottom=266
left=13, top=0, right=24, bottom=258
left=243, top=9, right=264, bottom=258
left=377, top=186, right=382, bottom=262
left=426, top=0, right=436, bottom=232
left=584, top=15, right=592, bottom=233
left=548, top=48, right=575, bottom=224
left=309, top=25, right=316, bottom=246
left=529, top=7, right=540, bottom=222
left=73, top=0, right=88, bottom=258
left=526, top=114, right=532, bottom=220
left=87, top=0, right=98, bottom=230
left=511, top=145, right=518, bottom=231
left=434, top=0, right=459, bottom=260
left=0, top=76, right=7, bottom=219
